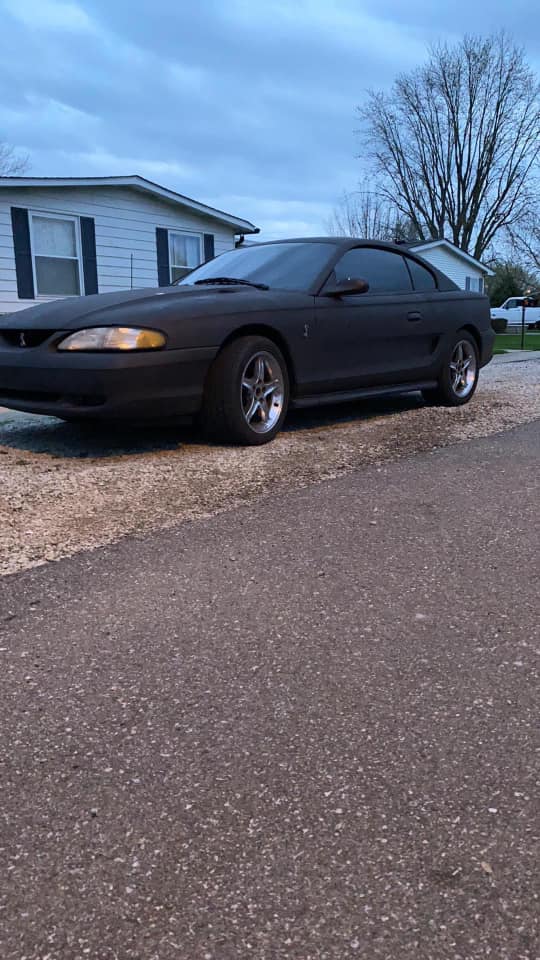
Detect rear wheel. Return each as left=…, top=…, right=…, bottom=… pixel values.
left=200, top=336, right=289, bottom=445
left=423, top=332, right=479, bottom=406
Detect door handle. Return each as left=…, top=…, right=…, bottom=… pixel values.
left=407, top=312, right=423, bottom=322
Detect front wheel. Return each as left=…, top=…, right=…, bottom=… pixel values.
left=423, top=332, right=479, bottom=407
left=200, top=336, right=289, bottom=445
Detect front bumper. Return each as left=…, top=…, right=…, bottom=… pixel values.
left=0, top=345, right=218, bottom=420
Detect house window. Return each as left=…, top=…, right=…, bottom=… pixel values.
left=169, top=231, right=202, bottom=282
left=465, top=276, right=484, bottom=292
left=30, top=213, right=82, bottom=296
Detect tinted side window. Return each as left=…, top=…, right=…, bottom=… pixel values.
left=333, top=248, right=412, bottom=293
left=406, top=257, right=437, bottom=291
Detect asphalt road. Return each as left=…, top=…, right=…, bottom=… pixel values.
left=1, top=421, right=539, bottom=960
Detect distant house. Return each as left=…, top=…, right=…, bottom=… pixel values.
left=405, top=239, right=493, bottom=292
left=0, top=176, right=259, bottom=314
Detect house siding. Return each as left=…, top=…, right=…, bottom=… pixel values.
left=415, top=246, right=485, bottom=291
left=0, top=186, right=238, bottom=313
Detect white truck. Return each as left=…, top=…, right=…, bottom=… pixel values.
left=490, top=296, right=540, bottom=331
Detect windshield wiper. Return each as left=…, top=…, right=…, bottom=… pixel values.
left=193, top=276, right=269, bottom=290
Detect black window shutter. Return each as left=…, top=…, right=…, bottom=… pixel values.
left=203, top=233, right=215, bottom=262
left=80, top=217, right=98, bottom=295
left=156, top=228, right=170, bottom=286
left=10, top=207, right=35, bottom=300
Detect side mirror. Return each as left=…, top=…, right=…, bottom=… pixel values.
left=324, top=278, right=370, bottom=297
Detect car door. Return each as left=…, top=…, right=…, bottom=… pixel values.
left=312, top=246, right=441, bottom=392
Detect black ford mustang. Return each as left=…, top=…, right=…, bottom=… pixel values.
left=0, top=238, right=494, bottom=444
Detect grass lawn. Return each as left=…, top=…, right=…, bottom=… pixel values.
left=493, top=333, right=540, bottom=354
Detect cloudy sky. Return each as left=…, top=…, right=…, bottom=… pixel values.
left=1, top=0, right=539, bottom=238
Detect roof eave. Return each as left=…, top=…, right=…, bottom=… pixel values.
left=0, top=175, right=259, bottom=234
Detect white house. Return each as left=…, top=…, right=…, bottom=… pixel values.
left=0, top=176, right=259, bottom=314
left=405, top=239, right=493, bottom=292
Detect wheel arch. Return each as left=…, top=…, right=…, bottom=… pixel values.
left=218, top=324, right=297, bottom=389
left=458, top=324, right=481, bottom=354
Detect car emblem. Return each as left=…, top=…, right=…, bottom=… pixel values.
left=19, top=332, right=27, bottom=348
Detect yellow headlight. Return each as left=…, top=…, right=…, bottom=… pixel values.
left=58, top=327, right=166, bottom=351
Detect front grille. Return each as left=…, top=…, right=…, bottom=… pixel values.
left=0, top=330, right=55, bottom=348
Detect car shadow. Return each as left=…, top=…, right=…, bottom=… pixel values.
left=284, top=391, right=424, bottom=432
left=0, top=412, right=192, bottom=460
left=0, top=392, right=425, bottom=460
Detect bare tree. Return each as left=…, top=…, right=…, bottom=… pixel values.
left=326, top=187, right=420, bottom=241
left=0, top=142, right=29, bottom=176
left=358, top=33, right=540, bottom=260
left=507, top=213, right=540, bottom=272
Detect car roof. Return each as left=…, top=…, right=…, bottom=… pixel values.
left=233, top=236, right=461, bottom=293
left=242, top=237, right=455, bottom=279
left=248, top=237, right=405, bottom=250
left=243, top=237, right=443, bottom=261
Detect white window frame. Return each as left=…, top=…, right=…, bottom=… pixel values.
left=28, top=210, right=84, bottom=299
left=168, top=230, right=203, bottom=282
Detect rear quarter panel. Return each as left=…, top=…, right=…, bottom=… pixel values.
left=433, top=290, right=494, bottom=367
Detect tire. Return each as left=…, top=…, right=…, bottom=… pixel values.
left=200, top=336, right=290, bottom=445
left=422, top=331, right=479, bottom=407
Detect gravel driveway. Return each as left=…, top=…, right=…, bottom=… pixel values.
left=0, top=356, right=538, bottom=577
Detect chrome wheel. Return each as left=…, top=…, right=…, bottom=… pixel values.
left=241, top=351, right=285, bottom=434
left=449, top=340, right=477, bottom=398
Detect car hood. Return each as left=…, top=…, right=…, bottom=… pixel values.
left=0, top=284, right=270, bottom=330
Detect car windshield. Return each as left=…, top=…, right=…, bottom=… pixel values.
left=176, top=241, right=336, bottom=292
